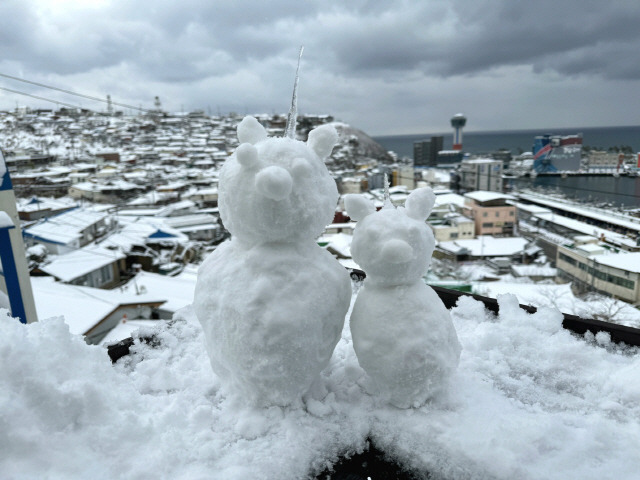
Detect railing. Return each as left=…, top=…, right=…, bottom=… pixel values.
left=107, top=284, right=640, bottom=364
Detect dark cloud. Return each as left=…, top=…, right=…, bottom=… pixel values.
left=1, top=0, right=640, bottom=133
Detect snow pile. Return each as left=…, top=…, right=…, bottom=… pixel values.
left=193, top=116, right=351, bottom=407
left=3, top=289, right=640, bottom=479
left=345, top=188, right=460, bottom=407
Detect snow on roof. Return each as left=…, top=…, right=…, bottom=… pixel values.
left=100, top=319, right=166, bottom=346
left=438, top=236, right=528, bottom=257
left=518, top=193, right=640, bottom=233
left=510, top=264, right=557, bottom=277
left=593, top=251, right=640, bottom=274
left=23, top=208, right=108, bottom=245
left=120, top=270, right=197, bottom=313
left=464, top=191, right=514, bottom=203
left=39, top=246, right=125, bottom=282
left=17, top=196, right=77, bottom=213
left=533, top=211, right=637, bottom=249
left=30, top=277, right=120, bottom=335
left=434, top=193, right=466, bottom=208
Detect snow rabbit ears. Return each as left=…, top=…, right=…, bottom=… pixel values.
left=345, top=187, right=436, bottom=222
left=235, top=115, right=338, bottom=168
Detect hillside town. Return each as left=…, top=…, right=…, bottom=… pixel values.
left=2, top=106, right=640, bottom=345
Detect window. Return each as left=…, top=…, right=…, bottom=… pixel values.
left=482, top=222, right=493, bottom=228
left=509, top=211, right=515, bottom=216
left=450, top=232, right=458, bottom=239
left=483, top=212, right=488, bottom=217
left=495, top=211, right=499, bottom=217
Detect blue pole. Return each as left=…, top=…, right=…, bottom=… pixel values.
left=0, top=224, right=27, bottom=323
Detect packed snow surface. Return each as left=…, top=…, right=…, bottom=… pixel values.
left=2, top=291, right=640, bottom=479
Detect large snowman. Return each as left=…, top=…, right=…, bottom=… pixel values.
left=194, top=116, right=351, bottom=407
left=345, top=187, right=461, bottom=408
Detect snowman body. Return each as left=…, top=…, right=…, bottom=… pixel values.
left=345, top=189, right=461, bottom=408
left=194, top=116, right=351, bottom=407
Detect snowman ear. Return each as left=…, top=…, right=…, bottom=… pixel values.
left=236, top=143, right=260, bottom=169
left=307, top=124, right=338, bottom=160
left=237, top=116, right=267, bottom=145
left=404, top=187, right=436, bottom=221
left=345, top=194, right=375, bottom=222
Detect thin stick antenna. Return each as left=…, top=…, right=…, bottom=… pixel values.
left=284, top=46, right=304, bottom=139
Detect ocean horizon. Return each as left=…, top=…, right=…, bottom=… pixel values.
left=374, top=124, right=640, bottom=159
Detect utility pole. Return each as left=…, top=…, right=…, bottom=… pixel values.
left=0, top=148, right=38, bottom=323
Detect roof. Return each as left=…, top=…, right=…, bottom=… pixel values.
left=39, top=246, right=125, bottom=282
left=464, top=191, right=514, bottom=203
left=438, top=236, right=528, bottom=257
left=23, top=208, right=108, bottom=245
left=593, top=252, right=640, bottom=274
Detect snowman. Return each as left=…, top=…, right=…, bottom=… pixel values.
left=344, top=187, right=461, bottom=408
left=193, top=116, right=351, bottom=407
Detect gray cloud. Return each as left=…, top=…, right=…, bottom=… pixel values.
left=1, top=0, right=639, bottom=134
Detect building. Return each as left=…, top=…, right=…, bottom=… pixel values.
left=459, top=158, right=503, bottom=192
left=556, top=236, right=640, bottom=303
left=533, top=134, right=582, bottom=173
left=23, top=208, right=114, bottom=254
left=462, top=191, right=516, bottom=236
left=37, top=245, right=127, bottom=289
left=413, top=136, right=443, bottom=167
left=430, top=214, right=475, bottom=242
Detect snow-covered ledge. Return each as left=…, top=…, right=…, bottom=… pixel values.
left=2, top=286, right=640, bottom=479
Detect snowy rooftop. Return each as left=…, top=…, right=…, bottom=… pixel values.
left=518, top=193, right=640, bottom=233
left=464, top=191, right=514, bottom=203
left=39, top=246, right=125, bottom=282
left=438, top=236, right=528, bottom=257
left=23, top=208, right=108, bottom=245
left=593, top=251, right=640, bottom=274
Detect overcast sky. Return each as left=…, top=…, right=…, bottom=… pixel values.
left=1, top=0, right=639, bottom=135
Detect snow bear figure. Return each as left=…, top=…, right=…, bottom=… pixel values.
left=194, top=116, right=351, bottom=407
left=345, top=187, right=461, bottom=408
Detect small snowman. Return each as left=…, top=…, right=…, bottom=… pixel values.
left=193, top=116, right=351, bottom=407
left=344, top=186, right=461, bottom=408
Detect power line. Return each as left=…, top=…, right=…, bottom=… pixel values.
left=0, top=85, right=107, bottom=115
left=0, top=71, right=157, bottom=113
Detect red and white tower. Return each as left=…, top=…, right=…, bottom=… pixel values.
left=451, top=113, right=467, bottom=151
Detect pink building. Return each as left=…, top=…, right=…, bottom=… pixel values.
left=462, top=191, right=516, bottom=236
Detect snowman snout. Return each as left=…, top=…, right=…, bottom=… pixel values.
left=255, top=166, right=293, bottom=201
left=380, top=238, right=413, bottom=264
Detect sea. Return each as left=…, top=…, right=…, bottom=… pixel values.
left=374, top=125, right=640, bottom=209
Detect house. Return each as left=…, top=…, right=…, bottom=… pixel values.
left=430, top=214, right=475, bottom=242
left=462, top=191, right=516, bottom=236
left=37, top=245, right=127, bottom=289
left=23, top=207, right=113, bottom=254
left=16, top=196, right=77, bottom=221
left=435, top=236, right=528, bottom=262
left=30, top=276, right=165, bottom=345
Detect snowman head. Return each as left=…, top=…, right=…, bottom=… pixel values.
left=218, top=116, right=339, bottom=246
left=345, top=187, right=436, bottom=286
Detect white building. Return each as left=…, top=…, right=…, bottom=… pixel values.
left=459, top=158, right=503, bottom=192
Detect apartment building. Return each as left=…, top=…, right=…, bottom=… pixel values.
left=462, top=191, right=516, bottom=236
left=556, top=236, right=640, bottom=303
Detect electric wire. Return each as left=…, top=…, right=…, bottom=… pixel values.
left=0, top=85, right=107, bottom=115
left=0, top=71, right=156, bottom=113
